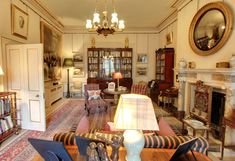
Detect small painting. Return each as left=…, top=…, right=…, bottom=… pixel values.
left=166, top=32, right=173, bottom=45
left=136, top=67, right=147, bottom=76
left=137, top=54, right=147, bottom=64
left=73, top=66, right=84, bottom=77
left=11, top=4, right=28, bottom=39
left=73, top=54, right=83, bottom=63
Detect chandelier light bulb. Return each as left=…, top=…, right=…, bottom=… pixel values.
left=86, top=19, right=92, bottom=29
left=111, top=12, right=118, bottom=24
left=119, top=20, right=125, bottom=29
left=93, top=12, right=100, bottom=24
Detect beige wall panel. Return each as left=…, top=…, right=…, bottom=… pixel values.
left=8, top=49, right=22, bottom=90
left=29, top=100, right=41, bottom=122
left=27, top=48, right=39, bottom=91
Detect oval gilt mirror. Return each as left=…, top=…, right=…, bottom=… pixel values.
left=189, top=2, right=233, bottom=56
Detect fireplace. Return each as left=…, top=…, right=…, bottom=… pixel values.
left=175, top=68, right=235, bottom=145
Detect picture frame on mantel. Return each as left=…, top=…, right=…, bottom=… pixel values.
left=11, top=4, right=28, bottom=39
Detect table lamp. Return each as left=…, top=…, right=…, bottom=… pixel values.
left=63, top=58, right=74, bottom=98
left=113, top=72, right=123, bottom=90
left=114, top=94, right=159, bottom=161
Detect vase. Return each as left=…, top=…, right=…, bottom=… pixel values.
left=179, top=59, right=187, bottom=69
left=230, top=54, right=235, bottom=68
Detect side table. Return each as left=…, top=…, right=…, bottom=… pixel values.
left=182, top=119, right=210, bottom=139
left=221, top=115, right=235, bottom=159
left=103, top=89, right=129, bottom=105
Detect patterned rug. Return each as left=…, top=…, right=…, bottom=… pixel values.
left=0, top=99, right=181, bottom=161
left=0, top=99, right=89, bottom=161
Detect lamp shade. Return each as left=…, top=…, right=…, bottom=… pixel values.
left=113, top=72, right=123, bottom=79
left=63, top=58, right=74, bottom=68
left=114, top=94, right=159, bottom=131
left=0, top=66, right=4, bottom=75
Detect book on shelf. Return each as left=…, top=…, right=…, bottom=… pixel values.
left=0, top=116, right=14, bottom=133
left=5, top=116, right=14, bottom=129
left=0, top=99, right=11, bottom=115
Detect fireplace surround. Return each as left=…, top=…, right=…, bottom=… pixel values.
left=175, top=68, right=235, bottom=145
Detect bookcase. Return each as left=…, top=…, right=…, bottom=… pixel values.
left=0, top=92, right=19, bottom=143
left=150, top=48, right=174, bottom=103
left=87, top=48, right=133, bottom=90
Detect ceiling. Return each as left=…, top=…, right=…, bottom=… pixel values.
left=39, top=0, right=177, bottom=31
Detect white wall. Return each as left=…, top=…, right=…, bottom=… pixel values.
left=0, top=0, right=62, bottom=90
left=176, top=0, right=235, bottom=69
left=61, top=33, right=159, bottom=92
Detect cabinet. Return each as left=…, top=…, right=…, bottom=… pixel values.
left=150, top=48, right=174, bottom=103
left=45, top=84, right=63, bottom=107
left=0, top=92, right=19, bottom=143
left=87, top=48, right=133, bottom=90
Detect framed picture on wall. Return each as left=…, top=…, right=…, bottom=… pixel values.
left=73, top=66, right=84, bottom=77
left=11, top=4, right=28, bottom=39
left=137, top=54, right=148, bottom=64
left=73, top=54, right=83, bottom=64
left=166, top=32, right=173, bottom=45
left=136, top=67, right=147, bottom=76
left=40, top=21, right=62, bottom=81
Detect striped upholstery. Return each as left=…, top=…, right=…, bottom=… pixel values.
left=53, top=132, right=76, bottom=146
left=84, top=84, right=109, bottom=115
left=53, top=132, right=209, bottom=154
left=131, top=84, right=148, bottom=95
left=144, top=135, right=209, bottom=154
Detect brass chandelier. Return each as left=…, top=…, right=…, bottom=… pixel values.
left=86, top=0, right=125, bottom=36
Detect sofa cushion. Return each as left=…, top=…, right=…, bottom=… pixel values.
left=156, top=117, right=176, bottom=136
left=87, top=90, right=101, bottom=100
left=75, top=116, right=90, bottom=133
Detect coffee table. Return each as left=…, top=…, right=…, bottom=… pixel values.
left=103, top=88, right=129, bottom=104
left=33, top=146, right=211, bottom=161
left=182, top=119, right=210, bottom=139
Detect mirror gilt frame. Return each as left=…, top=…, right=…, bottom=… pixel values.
left=189, top=2, right=233, bottom=56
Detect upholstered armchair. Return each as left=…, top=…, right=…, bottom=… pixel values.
left=130, top=84, right=148, bottom=95
left=84, top=84, right=109, bottom=116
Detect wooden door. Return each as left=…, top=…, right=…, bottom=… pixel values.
left=6, top=44, right=46, bottom=131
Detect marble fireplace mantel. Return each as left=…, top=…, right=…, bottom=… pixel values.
left=174, top=68, right=235, bottom=145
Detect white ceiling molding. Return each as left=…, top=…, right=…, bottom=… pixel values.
left=63, top=26, right=159, bottom=34
left=22, top=0, right=64, bottom=32
left=170, top=0, right=187, bottom=8
left=176, top=0, right=194, bottom=11
left=156, top=10, right=178, bottom=33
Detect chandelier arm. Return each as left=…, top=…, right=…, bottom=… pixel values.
left=112, top=0, right=116, bottom=12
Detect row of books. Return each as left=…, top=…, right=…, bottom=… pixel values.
left=0, top=116, right=14, bottom=134
left=122, top=51, right=132, bottom=57
left=0, top=99, right=11, bottom=116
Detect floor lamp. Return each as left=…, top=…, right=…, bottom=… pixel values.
left=63, top=58, right=74, bottom=98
